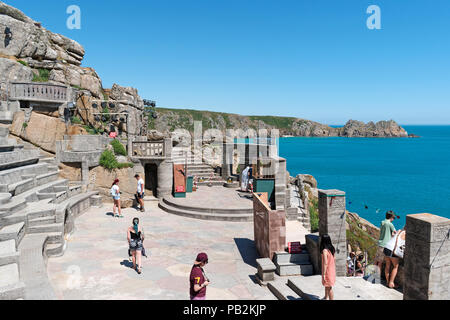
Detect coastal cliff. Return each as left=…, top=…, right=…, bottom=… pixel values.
left=150, top=108, right=409, bottom=138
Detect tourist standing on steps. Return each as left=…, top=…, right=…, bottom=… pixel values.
left=111, top=179, right=123, bottom=218
left=189, top=253, right=210, bottom=300
left=135, top=174, right=145, bottom=212
left=375, top=212, right=397, bottom=274
left=127, top=217, right=145, bottom=274
left=383, top=228, right=406, bottom=289
left=320, top=234, right=336, bottom=300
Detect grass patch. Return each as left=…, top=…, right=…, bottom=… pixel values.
left=83, top=125, right=99, bottom=135
left=32, top=68, right=50, bottom=82
left=110, top=139, right=127, bottom=156
left=17, top=60, right=28, bottom=67
left=346, top=218, right=378, bottom=262
left=309, top=198, right=319, bottom=233
left=71, top=116, right=83, bottom=125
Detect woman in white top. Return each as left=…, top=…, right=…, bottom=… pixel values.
left=383, top=228, right=406, bottom=289
left=111, top=179, right=123, bottom=218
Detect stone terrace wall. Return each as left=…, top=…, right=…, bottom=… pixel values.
left=253, top=192, right=286, bottom=260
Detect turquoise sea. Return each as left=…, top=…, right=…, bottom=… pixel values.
left=279, top=126, right=450, bottom=229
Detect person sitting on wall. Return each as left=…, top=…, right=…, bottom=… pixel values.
left=134, top=174, right=145, bottom=212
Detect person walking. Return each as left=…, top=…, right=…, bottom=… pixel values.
left=135, top=174, right=145, bottom=212
left=111, top=179, right=123, bottom=218
left=320, top=234, right=336, bottom=300
left=383, top=228, right=406, bottom=289
left=127, top=217, right=145, bottom=274
left=189, top=253, right=210, bottom=300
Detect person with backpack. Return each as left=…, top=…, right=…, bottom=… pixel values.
left=127, top=217, right=145, bottom=274
left=111, top=179, right=123, bottom=218
left=189, top=253, right=210, bottom=300
left=320, top=234, right=336, bottom=300
left=383, top=228, right=406, bottom=289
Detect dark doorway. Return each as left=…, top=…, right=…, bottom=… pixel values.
left=145, top=164, right=158, bottom=197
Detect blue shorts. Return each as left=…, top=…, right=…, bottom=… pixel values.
left=113, top=196, right=120, bottom=201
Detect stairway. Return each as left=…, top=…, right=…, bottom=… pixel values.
left=171, top=147, right=226, bottom=186
left=273, top=246, right=314, bottom=277
left=0, top=127, right=101, bottom=300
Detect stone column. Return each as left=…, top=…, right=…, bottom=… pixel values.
left=81, top=157, right=89, bottom=186
left=318, top=189, right=347, bottom=276
left=403, top=213, right=450, bottom=300
left=157, top=160, right=173, bottom=198
left=221, top=142, right=232, bottom=179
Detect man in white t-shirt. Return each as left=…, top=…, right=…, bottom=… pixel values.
left=135, top=174, right=145, bottom=212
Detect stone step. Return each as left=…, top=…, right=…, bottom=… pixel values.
left=0, top=211, right=27, bottom=227
left=0, top=193, right=11, bottom=205
left=43, top=232, right=64, bottom=245
left=197, top=180, right=227, bottom=187
left=274, top=251, right=311, bottom=265
left=44, top=242, right=64, bottom=258
left=39, top=157, right=56, bottom=165
left=159, top=200, right=253, bottom=222
left=0, top=197, right=27, bottom=218
left=0, top=263, right=20, bottom=288
left=0, top=222, right=26, bottom=246
left=163, top=197, right=253, bottom=214
left=28, top=216, right=56, bottom=227
left=276, top=263, right=314, bottom=277
left=26, top=206, right=55, bottom=220
left=0, top=281, right=26, bottom=300
left=0, top=240, right=19, bottom=266
left=268, top=280, right=303, bottom=301
left=27, top=223, right=63, bottom=234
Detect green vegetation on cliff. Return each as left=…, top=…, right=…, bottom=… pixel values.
left=99, top=150, right=134, bottom=170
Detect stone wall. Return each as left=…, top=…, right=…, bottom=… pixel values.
left=403, top=213, right=450, bottom=300
left=318, top=190, right=347, bottom=276
left=253, top=192, right=286, bottom=260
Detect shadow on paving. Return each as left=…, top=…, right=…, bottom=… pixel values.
left=234, top=238, right=258, bottom=268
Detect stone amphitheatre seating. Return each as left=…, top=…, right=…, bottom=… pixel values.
left=0, top=127, right=102, bottom=300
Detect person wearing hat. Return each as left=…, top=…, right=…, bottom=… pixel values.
left=189, top=253, right=210, bottom=300
left=111, top=179, right=123, bottom=218
left=134, top=174, right=145, bottom=212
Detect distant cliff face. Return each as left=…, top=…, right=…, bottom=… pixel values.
left=150, top=108, right=409, bottom=138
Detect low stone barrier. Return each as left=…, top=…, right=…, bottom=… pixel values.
left=253, top=192, right=286, bottom=260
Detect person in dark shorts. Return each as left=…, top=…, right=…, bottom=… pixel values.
left=189, top=253, right=210, bottom=300
left=127, top=217, right=145, bottom=274
left=134, top=174, right=145, bottom=212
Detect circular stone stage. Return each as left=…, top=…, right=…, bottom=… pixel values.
left=159, top=186, right=254, bottom=222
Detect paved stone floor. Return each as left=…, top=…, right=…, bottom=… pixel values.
left=168, top=186, right=253, bottom=210
left=47, top=199, right=278, bottom=300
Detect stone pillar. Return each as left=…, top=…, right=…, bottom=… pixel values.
left=274, top=158, right=287, bottom=210
left=164, top=138, right=172, bottom=159
left=318, top=190, right=347, bottom=276
left=403, top=213, right=450, bottom=300
left=221, top=142, right=232, bottom=179
left=81, top=157, right=89, bottom=186
left=157, top=160, right=173, bottom=198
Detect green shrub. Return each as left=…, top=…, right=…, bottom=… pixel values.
left=110, top=139, right=127, bottom=156
left=83, top=125, right=98, bottom=135
left=309, top=198, right=319, bottom=233
left=17, top=60, right=28, bottom=66
left=71, top=116, right=83, bottom=124
left=99, top=150, right=133, bottom=170
left=32, top=68, right=50, bottom=82
left=22, top=122, right=28, bottom=129
left=99, top=150, right=119, bottom=170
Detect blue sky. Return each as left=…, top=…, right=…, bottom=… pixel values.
left=7, top=0, right=450, bottom=125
